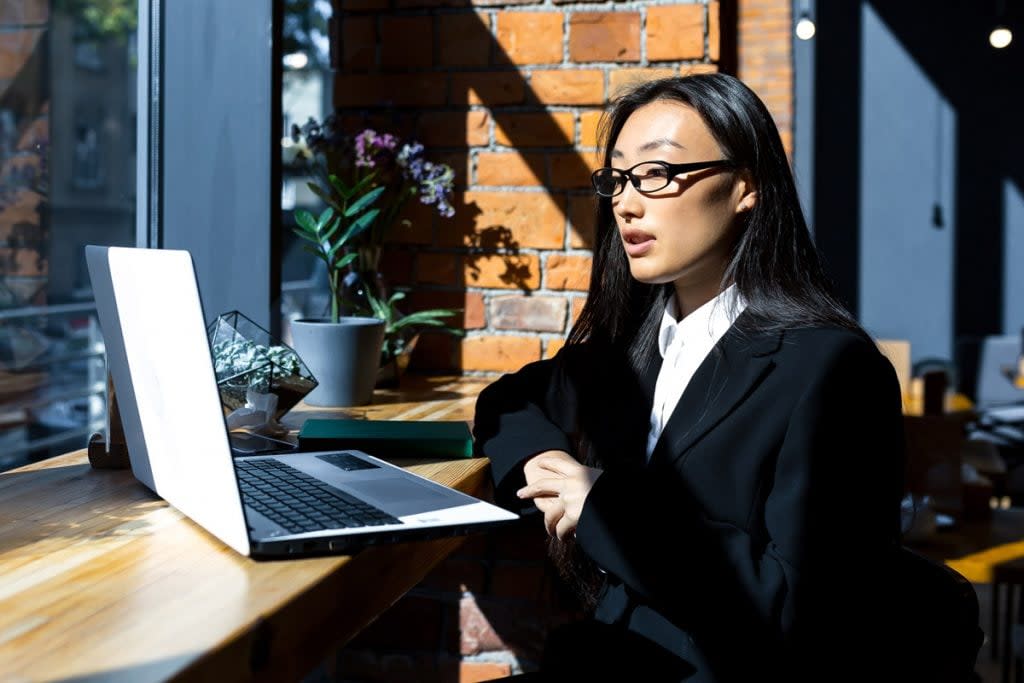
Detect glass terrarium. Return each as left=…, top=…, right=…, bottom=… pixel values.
left=207, top=311, right=317, bottom=419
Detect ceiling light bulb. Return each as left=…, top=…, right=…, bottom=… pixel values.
left=282, top=52, right=309, bottom=69
left=795, top=15, right=816, bottom=41
left=990, top=26, right=1013, bottom=49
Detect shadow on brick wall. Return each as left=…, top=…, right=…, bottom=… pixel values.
left=332, top=1, right=605, bottom=374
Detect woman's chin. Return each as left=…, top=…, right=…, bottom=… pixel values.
left=628, top=263, right=673, bottom=285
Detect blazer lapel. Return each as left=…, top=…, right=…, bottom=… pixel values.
left=649, top=322, right=783, bottom=467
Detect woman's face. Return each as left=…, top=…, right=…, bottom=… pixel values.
left=608, top=100, right=755, bottom=297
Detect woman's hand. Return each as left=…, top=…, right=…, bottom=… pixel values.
left=518, top=452, right=602, bottom=540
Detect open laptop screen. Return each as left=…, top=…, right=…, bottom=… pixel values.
left=86, top=246, right=251, bottom=555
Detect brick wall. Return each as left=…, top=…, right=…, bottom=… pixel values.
left=328, top=0, right=795, bottom=678
left=737, top=0, right=793, bottom=154
left=334, top=0, right=722, bottom=376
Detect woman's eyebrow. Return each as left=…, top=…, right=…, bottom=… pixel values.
left=610, top=138, right=686, bottom=160
left=637, top=137, right=686, bottom=153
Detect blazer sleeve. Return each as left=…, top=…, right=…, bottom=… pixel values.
left=473, top=348, right=580, bottom=511
left=574, top=336, right=904, bottom=657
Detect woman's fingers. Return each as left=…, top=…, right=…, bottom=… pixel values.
left=554, top=514, right=576, bottom=541
left=533, top=454, right=578, bottom=476
left=544, top=506, right=563, bottom=537
left=516, top=477, right=563, bottom=499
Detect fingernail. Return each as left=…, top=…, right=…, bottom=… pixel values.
left=516, top=489, right=525, bottom=498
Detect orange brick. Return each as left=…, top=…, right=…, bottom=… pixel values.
left=608, top=68, right=677, bottom=98
left=461, top=336, right=542, bottom=372
left=450, top=72, right=526, bottom=106
left=380, top=16, right=434, bottom=69
left=439, top=13, right=492, bottom=67
left=342, top=16, right=376, bottom=71
left=709, top=1, right=721, bottom=62
left=549, top=151, right=601, bottom=190
left=494, top=112, right=574, bottom=147
left=545, top=337, right=566, bottom=359
left=495, top=12, right=563, bottom=64
left=407, top=290, right=485, bottom=330
left=417, top=252, right=460, bottom=285
left=545, top=253, right=591, bottom=291
left=448, top=191, right=566, bottom=249
left=465, top=253, right=541, bottom=289
left=569, top=12, right=640, bottom=63
left=571, top=296, right=586, bottom=323
left=418, top=111, right=491, bottom=147
left=579, top=110, right=604, bottom=148
left=529, top=70, right=605, bottom=105
left=463, top=292, right=486, bottom=329
left=648, top=5, right=705, bottom=62
left=475, top=151, right=545, bottom=186
left=569, top=194, right=596, bottom=248
left=335, top=74, right=448, bottom=107
left=681, top=63, right=720, bottom=76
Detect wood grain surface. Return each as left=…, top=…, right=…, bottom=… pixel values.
left=0, top=376, right=495, bottom=682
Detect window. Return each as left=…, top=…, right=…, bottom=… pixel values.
left=0, top=1, right=137, bottom=470
left=279, top=0, right=334, bottom=328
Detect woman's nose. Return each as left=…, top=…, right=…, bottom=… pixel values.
left=613, top=181, right=644, bottom=219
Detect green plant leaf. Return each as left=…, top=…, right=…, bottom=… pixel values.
left=344, top=186, right=386, bottom=218
left=294, top=209, right=316, bottom=232
left=389, top=309, right=460, bottom=330
left=307, top=182, right=343, bottom=214
left=322, top=216, right=342, bottom=243
left=349, top=171, right=378, bottom=196
left=315, top=207, right=336, bottom=233
left=328, top=173, right=355, bottom=200
left=343, top=207, right=381, bottom=241
left=292, top=227, right=322, bottom=245
left=333, top=252, right=358, bottom=269
left=302, top=244, right=327, bottom=263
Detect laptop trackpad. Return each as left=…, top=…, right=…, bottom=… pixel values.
left=346, top=478, right=464, bottom=515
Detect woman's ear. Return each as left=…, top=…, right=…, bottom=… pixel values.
left=735, top=172, right=757, bottom=214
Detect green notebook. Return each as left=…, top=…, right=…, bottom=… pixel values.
left=298, top=419, right=474, bottom=459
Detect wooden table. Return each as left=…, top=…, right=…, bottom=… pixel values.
left=0, top=376, right=493, bottom=682
left=909, top=507, right=1024, bottom=583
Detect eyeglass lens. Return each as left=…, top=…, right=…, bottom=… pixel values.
left=593, top=162, right=673, bottom=196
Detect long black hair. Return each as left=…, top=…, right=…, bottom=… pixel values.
left=569, top=74, right=864, bottom=371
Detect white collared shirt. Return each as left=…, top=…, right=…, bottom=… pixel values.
left=646, top=285, right=747, bottom=460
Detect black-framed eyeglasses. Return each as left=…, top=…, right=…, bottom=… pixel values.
left=591, top=159, right=735, bottom=197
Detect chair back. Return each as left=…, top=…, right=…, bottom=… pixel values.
left=976, top=335, right=1021, bottom=408
left=891, top=546, right=982, bottom=680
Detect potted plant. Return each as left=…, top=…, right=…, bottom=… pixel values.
left=289, top=117, right=463, bottom=399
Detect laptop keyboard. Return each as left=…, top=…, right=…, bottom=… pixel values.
left=236, top=458, right=401, bottom=534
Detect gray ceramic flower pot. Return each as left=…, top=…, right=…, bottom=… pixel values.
left=290, top=317, right=386, bottom=407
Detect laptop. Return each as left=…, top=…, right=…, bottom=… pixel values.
left=85, top=245, right=518, bottom=558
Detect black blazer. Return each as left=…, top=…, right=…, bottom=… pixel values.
left=474, top=318, right=915, bottom=681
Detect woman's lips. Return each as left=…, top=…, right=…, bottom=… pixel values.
left=621, top=228, right=655, bottom=257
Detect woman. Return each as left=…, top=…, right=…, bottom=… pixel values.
left=473, top=74, right=979, bottom=681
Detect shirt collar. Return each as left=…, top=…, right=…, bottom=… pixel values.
left=657, top=284, right=747, bottom=359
